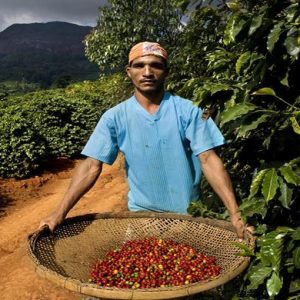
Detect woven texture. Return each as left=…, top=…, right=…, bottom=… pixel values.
left=28, top=212, right=255, bottom=299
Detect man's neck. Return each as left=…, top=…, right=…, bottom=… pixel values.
left=134, top=89, right=165, bottom=115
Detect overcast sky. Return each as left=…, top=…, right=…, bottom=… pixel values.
left=0, top=0, right=108, bottom=32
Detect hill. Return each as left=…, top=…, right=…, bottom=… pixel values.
left=0, top=22, right=99, bottom=87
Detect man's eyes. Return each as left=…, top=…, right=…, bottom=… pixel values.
left=132, top=63, right=144, bottom=68
left=132, top=63, right=164, bottom=69
left=151, top=63, right=165, bottom=69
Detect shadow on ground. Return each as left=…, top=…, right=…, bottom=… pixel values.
left=0, top=193, right=15, bottom=217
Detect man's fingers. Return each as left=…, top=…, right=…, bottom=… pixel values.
left=235, top=222, right=255, bottom=241
left=39, top=223, right=53, bottom=234
left=38, top=222, right=46, bottom=231
left=236, top=225, right=245, bottom=241
left=237, top=225, right=255, bottom=242
left=245, top=225, right=255, bottom=234
left=38, top=220, right=55, bottom=232
left=231, top=215, right=255, bottom=240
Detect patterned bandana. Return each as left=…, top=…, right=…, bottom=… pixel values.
left=128, top=42, right=168, bottom=64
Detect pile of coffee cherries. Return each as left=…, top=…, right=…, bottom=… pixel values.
left=90, top=237, right=221, bottom=289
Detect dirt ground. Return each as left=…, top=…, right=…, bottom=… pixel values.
left=0, top=155, right=129, bottom=300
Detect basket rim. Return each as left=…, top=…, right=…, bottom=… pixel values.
left=28, top=211, right=255, bottom=299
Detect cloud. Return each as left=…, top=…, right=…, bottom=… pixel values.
left=0, top=0, right=108, bottom=31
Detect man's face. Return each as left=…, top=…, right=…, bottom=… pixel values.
left=126, top=55, right=168, bottom=94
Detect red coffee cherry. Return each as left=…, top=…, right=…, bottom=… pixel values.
left=90, top=237, right=221, bottom=289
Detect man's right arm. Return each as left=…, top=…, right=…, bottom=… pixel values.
left=39, top=157, right=103, bottom=232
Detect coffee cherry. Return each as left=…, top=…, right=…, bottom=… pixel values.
left=90, top=237, right=221, bottom=289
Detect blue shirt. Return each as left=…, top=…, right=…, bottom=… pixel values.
left=81, top=92, right=225, bottom=213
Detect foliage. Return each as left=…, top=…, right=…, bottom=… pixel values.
left=233, top=226, right=300, bottom=299
left=85, top=0, right=183, bottom=73
left=0, top=111, right=47, bottom=178
left=0, top=73, right=131, bottom=178
left=0, top=81, right=41, bottom=98
left=168, top=0, right=230, bottom=93
left=168, top=0, right=300, bottom=298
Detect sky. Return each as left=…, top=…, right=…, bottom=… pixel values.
left=0, top=0, right=108, bottom=32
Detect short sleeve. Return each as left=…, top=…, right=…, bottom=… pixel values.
left=81, top=113, right=118, bottom=165
left=185, top=107, right=225, bottom=156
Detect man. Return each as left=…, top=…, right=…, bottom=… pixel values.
left=40, top=42, right=250, bottom=239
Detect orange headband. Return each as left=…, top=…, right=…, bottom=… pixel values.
left=128, top=42, right=168, bottom=64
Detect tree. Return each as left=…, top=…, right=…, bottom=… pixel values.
left=169, top=0, right=300, bottom=298
left=168, top=0, right=229, bottom=94
left=84, top=0, right=183, bottom=74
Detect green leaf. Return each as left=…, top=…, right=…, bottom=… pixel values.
left=276, top=226, right=295, bottom=234
left=267, top=22, right=284, bottom=53
left=258, top=231, right=285, bottom=270
left=247, top=266, right=273, bottom=290
left=255, top=224, right=268, bottom=235
left=284, top=33, right=300, bottom=59
left=267, top=272, right=283, bottom=297
left=280, top=72, right=289, bottom=87
left=226, top=0, right=241, bottom=12
left=292, top=227, right=300, bottom=240
left=290, top=116, right=300, bottom=135
left=236, top=51, right=251, bottom=75
left=220, top=103, right=257, bottom=125
left=278, top=176, right=293, bottom=209
left=224, top=14, right=247, bottom=45
left=284, top=3, right=299, bottom=22
left=252, top=87, right=276, bottom=96
left=207, top=83, right=233, bottom=96
left=289, top=278, right=300, bottom=294
left=279, top=165, right=299, bottom=185
left=249, top=169, right=268, bottom=198
left=239, top=198, right=267, bottom=218
left=237, top=114, right=269, bottom=138
left=249, top=14, right=264, bottom=36
left=293, top=247, right=300, bottom=268
left=232, top=241, right=255, bottom=256
left=288, top=157, right=300, bottom=168
left=262, top=169, right=279, bottom=202
left=232, top=51, right=265, bottom=78
left=246, top=52, right=265, bottom=75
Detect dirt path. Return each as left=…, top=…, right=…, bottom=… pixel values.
left=0, top=155, right=128, bottom=300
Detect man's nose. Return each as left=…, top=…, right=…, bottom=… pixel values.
left=143, top=65, right=153, bottom=76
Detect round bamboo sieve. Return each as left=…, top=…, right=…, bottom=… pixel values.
left=28, top=211, right=255, bottom=299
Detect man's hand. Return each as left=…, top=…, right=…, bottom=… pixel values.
left=39, top=211, right=64, bottom=232
left=230, top=212, right=254, bottom=241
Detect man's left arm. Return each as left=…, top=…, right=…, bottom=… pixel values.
left=198, top=149, right=250, bottom=239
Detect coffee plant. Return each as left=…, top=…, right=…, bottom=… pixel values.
left=169, top=0, right=300, bottom=298
left=0, top=73, right=131, bottom=178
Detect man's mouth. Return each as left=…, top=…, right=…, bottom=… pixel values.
left=140, top=79, right=156, bottom=84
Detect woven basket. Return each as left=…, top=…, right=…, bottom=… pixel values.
left=28, top=211, right=255, bottom=299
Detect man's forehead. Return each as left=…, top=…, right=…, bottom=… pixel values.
left=131, top=55, right=166, bottom=64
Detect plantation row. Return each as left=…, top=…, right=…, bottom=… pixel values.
left=0, top=74, right=131, bottom=178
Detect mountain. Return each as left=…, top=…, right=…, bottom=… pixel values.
left=0, top=22, right=99, bottom=87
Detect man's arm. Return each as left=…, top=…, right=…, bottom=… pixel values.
left=39, top=157, right=103, bottom=232
left=199, top=149, right=249, bottom=239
